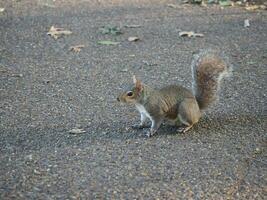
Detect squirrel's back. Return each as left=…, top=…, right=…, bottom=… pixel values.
left=191, top=50, right=232, bottom=110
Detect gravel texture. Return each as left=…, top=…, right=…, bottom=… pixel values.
left=0, top=0, right=266, bottom=199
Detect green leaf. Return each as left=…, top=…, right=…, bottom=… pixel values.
left=207, top=0, right=217, bottom=4
left=97, top=40, right=120, bottom=45
left=100, top=26, right=122, bottom=35
left=100, top=28, right=110, bottom=34
left=193, top=0, right=202, bottom=3
left=219, top=0, right=232, bottom=6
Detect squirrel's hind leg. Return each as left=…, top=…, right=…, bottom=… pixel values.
left=177, top=124, right=193, bottom=133
left=177, top=98, right=201, bottom=133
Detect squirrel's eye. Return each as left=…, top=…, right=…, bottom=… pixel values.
left=127, top=91, right=133, bottom=97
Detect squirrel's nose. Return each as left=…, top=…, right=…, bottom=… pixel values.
left=117, top=97, right=120, bottom=102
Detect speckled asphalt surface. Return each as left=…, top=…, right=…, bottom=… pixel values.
left=0, top=0, right=266, bottom=199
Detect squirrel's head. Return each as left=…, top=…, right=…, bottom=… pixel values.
left=117, top=75, right=144, bottom=104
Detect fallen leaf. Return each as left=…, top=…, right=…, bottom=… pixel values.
left=219, top=0, right=233, bottom=7
left=182, top=0, right=189, bottom=3
left=39, top=2, right=56, bottom=8
left=69, top=45, right=85, bottom=52
left=124, top=24, right=142, bottom=28
left=97, top=40, right=120, bottom=45
left=179, top=31, right=194, bottom=37
left=207, top=0, right=217, bottom=4
left=33, top=169, right=42, bottom=175
left=244, top=19, right=250, bottom=28
left=128, top=37, right=139, bottom=42
left=247, top=61, right=257, bottom=65
left=245, top=4, right=266, bottom=10
left=181, top=0, right=202, bottom=4
left=120, top=68, right=128, bottom=72
left=245, top=5, right=261, bottom=11
left=255, top=147, right=261, bottom=153
left=47, top=26, right=72, bottom=39
left=141, top=171, right=148, bottom=176
left=0, top=69, right=8, bottom=73
left=193, top=33, right=204, bottom=37
left=179, top=31, right=204, bottom=37
left=235, top=1, right=242, bottom=5
left=69, top=128, right=86, bottom=134
left=25, top=154, right=33, bottom=161
left=0, top=8, right=5, bottom=12
left=11, top=73, right=23, bottom=77
left=201, top=1, right=208, bottom=7
left=194, top=0, right=202, bottom=4
left=100, top=26, right=122, bottom=35
left=143, top=61, right=158, bottom=66
left=167, top=4, right=180, bottom=8
left=0, top=68, right=23, bottom=77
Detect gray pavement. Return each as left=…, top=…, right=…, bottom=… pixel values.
left=0, top=0, right=266, bottom=199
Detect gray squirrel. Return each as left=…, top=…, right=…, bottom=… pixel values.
left=117, top=51, right=232, bottom=137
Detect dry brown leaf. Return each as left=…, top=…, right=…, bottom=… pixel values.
left=259, top=5, right=266, bottom=10
left=124, top=24, right=142, bottom=28
left=193, top=33, right=204, bottom=37
left=128, top=37, right=140, bottom=42
left=167, top=4, right=180, bottom=8
left=245, top=5, right=259, bottom=11
left=39, top=2, right=56, bottom=8
left=0, top=68, right=23, bottom=77
left=11, top=73, right=23, bottom=77
left=47, top=26, right=72, bottom=39
left=179, top=31, right=193, bottom=37
left=69, top=128, right=86, bottom=134
left=33, top=169, right=42, bottom=175
left=201, top=1, right=208, bottom=7
left=141, top=171, right=148, bottom=176
left=235, top=1, right=242, bottom=5
left=97, top=40, right=119, bottom=45
left=69, top=45, right=85, bottom=53
left=179, top=31, right=204, bottom=37
left=244, top=4, right=266, bottom=11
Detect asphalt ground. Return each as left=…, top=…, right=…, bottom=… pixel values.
left=0, top=0, right=266, bottom=199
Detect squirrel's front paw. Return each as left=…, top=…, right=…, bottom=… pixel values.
left=132, top=124, right=149, bottom=129
left=146, top=129, right=157, bottom=137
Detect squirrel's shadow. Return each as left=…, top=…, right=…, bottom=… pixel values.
left=96, top=113, right=264, bottom=140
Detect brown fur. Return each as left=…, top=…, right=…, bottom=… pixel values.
left=192, top=53, right=230, bottom=110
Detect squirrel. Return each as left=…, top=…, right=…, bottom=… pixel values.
left=117, top=50, right=232, bottom=137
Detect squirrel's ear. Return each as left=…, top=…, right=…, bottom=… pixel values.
left=132, top=75, right=137, bottom=84
left=135, top=79, right=143, bottom=93
left=133, top=75, right=143, bottom=92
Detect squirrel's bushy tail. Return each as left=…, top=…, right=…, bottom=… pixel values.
left=191, top=50, right=232, bottom=110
